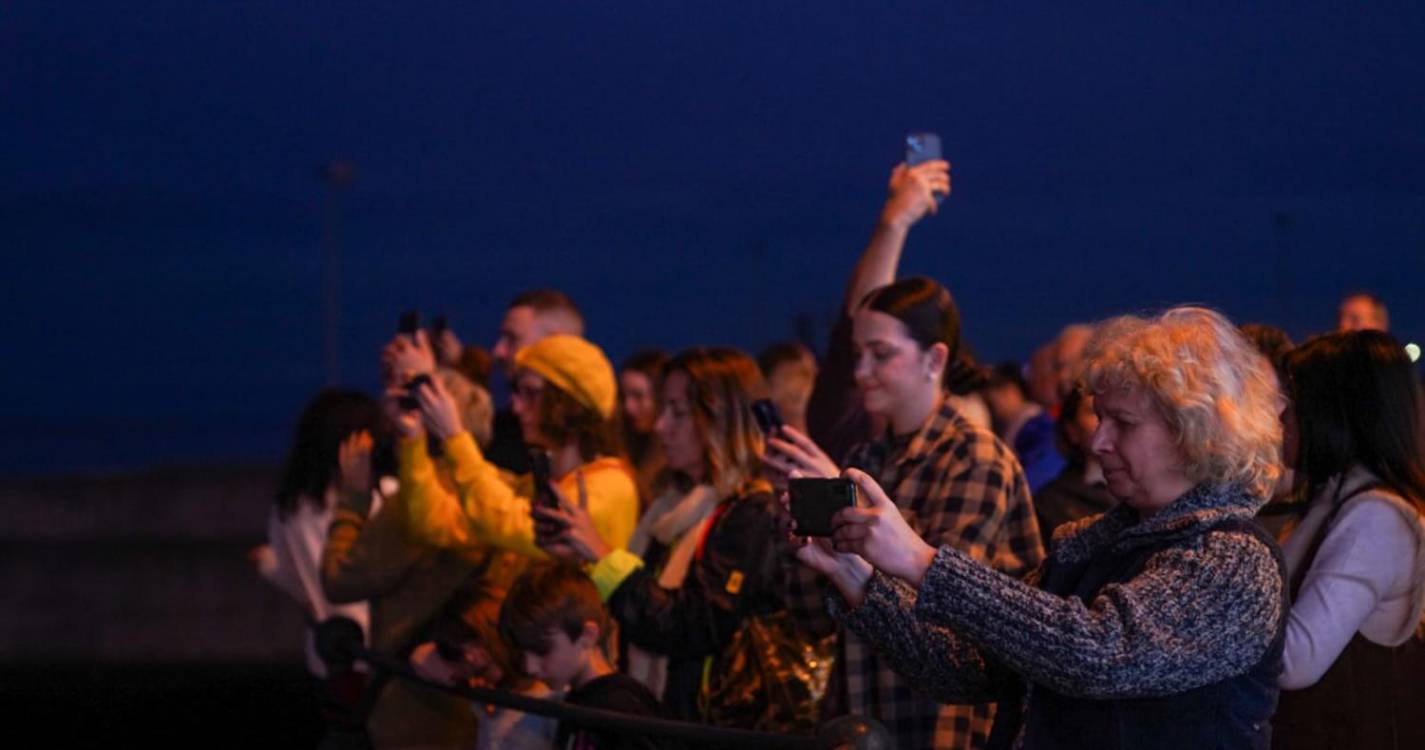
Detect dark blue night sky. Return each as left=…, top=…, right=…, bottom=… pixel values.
left=4, top=3, right=1423, bottom=474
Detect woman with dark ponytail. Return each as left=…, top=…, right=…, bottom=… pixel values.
left=765, top=276, right=1044, bottom=748
left=762, top=157, right=1042, bottom=748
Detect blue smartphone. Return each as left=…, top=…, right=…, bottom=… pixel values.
left=905, top=132, right=942, bottom=167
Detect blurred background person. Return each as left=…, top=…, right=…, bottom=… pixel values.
left=428, top=315, right=497, bottom=393
left=619, top=348, right=668, bottom=507
left=981, top=361, right=1065, bottom=493
left=251, top=389, right=385, bottom=744
left=1238, top=323, right=1295, bottom=379
left=1030, top=386, right=1115, bottom=549
left=1051, top=324, right=1093, bottom=401
left=255, top=389, right=383, bottom=680
left=321, top=354, right=518, bottom=749
left=1239, top=322, right=1299, bottom=537
left=1025, top=341, right=1061, bottom=411
left=1272, top=330, right=1425, bottom=749
left=485, top=289, right=587, bottom=473
left=1336, top=291, right=1390, bottom=332
left=758, top=341, right=819, bottom=434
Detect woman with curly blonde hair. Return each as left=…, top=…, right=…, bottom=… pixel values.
left=793, top=306, right=1290, bottom=750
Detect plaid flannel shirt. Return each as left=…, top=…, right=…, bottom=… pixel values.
left=831, top=400, right=1045, bottom=749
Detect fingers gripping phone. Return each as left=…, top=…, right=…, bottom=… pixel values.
left=751, top=399, right=784, bottom=437
left=788, top=478, right=857, bottom=538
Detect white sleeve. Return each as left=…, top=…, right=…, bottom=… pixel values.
left=263, top=507, right=314, bottom=607
left=1280, top=498, right=1417, bottom=689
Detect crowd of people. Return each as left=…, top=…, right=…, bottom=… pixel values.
left=253, top=157, right=1425, bottom=750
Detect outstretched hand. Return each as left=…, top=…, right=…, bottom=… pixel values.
left=880, top=160, right=951, bottom=230
left=831, top=468, right=938, bottom=586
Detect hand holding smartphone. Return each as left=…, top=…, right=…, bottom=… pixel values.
left=906, top=132, right=947, bottom=206
left=399, top=373, right=432, bottom=412
left=788, top=477, right=857, bottom=537
left=905, top=132, right=942, bottom=167
left=529, top=448, right=566, bottom=538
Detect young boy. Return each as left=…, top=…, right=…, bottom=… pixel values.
left=499, top=561, right=666, bottom=750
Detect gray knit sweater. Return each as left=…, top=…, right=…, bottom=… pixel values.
left=829, top=482, right=1284, bottom=704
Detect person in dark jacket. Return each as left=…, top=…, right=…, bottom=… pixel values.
left=1031, top=387, right=1116, bottom=549
left=792, top=307, right=1289, bottom=750
left=538, top=347, right=803, bottom=729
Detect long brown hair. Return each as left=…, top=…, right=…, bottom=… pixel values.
left=663, top=347, right=769, bottom=498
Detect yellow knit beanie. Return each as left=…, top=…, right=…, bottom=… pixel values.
left=514, top=334, right=617, bottom=420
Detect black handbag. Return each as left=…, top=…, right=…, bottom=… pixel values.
left=699, top=609, right=835, bottom=734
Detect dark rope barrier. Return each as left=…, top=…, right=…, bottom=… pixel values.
left=315, top=617, right=892, bottom=749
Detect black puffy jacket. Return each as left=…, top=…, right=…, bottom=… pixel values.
left=605, top=490, right=787, bottom=722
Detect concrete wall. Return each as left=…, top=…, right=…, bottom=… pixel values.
left=0, top=465, right=307, bottom=662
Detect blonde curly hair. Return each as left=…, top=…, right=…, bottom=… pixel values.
left=1082, top=306, right=1283, bottom=499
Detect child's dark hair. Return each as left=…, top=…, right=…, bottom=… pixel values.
left=498, top=561, right=608, bottom=656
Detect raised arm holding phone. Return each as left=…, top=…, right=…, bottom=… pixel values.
left=768, top=144, right=1041, bottom=749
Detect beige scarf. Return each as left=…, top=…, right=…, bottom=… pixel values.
left=623, top=483, right=721, bottom=698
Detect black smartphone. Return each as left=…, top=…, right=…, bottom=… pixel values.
left=399, top=373, right=432, bottom=411
left=398, top=310, right=421, bottom=340
left=905, top=132, right=942, bottom=167
left=529, top=448, right=555, bottom=508
left=528, top=448, right=565, bottom=537
left=429, top=314, right=448, bottom=341
left=788, top=478, right=857, bottom=537
left=751, top=398, right=784, bottom=437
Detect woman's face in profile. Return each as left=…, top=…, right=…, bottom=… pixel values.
left=1090, top=384, right=1191, bottom=515
left=510, top=371, right=549, bottom=447
left=620, top=370, right=658, bottom=434
left=655, top=371, right=704, bottom=481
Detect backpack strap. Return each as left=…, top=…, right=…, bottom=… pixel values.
left=1288, top=481, right=1384, bottom=600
